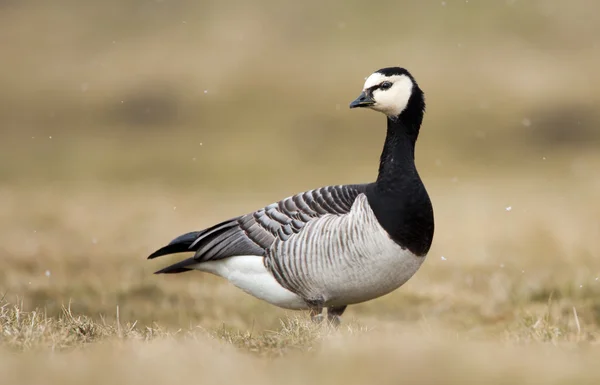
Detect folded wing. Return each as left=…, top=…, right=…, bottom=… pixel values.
left=148, top=184, right=368, bottom=274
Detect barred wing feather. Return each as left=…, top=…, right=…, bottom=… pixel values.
left=148, top=184, right=368, bottom=274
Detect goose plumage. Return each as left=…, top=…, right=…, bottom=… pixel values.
left=148, top=67, right=434, bottom=325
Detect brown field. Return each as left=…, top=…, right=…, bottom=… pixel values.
left=2, top=0, right=600, bottom=384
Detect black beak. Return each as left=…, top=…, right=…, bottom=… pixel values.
left=349, top=91, right=375, bottom=109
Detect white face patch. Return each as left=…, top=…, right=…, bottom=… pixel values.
left=362, top=73, right=414, bottom=117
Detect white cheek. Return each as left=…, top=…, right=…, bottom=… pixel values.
left=372, top=78, right=413, bottom=116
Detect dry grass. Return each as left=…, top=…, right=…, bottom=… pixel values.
left=3, top=298, right=600, bottom=385
left=2, top=171, right=600, bottom=383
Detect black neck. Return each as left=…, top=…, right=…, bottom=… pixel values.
left=375, top=116, right=419, bottom=189
left=365, top=101, right=434, bottom=256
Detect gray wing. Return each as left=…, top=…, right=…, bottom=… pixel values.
left=148, top=184, right=368, bottom=274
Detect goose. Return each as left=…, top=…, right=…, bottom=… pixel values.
left=148, top=67, right=434, bottom=326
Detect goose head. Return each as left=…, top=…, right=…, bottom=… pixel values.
left=349, top=67, right=423, bottom=119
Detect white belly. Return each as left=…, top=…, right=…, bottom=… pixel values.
left=191, top=256, right=309, bottom=310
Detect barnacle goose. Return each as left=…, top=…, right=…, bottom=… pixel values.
left=148, top=67, right=434, bottom=326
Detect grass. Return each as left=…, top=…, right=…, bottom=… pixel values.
left=2, top=171, right=600, bottom=383
left=3, top=297, right=600, bottom=385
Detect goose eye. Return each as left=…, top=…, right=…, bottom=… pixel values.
left=379, top=81, right=393, bottom=90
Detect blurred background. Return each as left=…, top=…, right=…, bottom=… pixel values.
left=1, top=0, right=599, bottom=332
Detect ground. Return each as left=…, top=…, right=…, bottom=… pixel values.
left=2, top=169, right=600, bottom=384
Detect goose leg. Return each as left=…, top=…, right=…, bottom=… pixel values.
left=309, top=307, right=324, bottom=324
left=306, top=298, right=325, bottom=324
left=327, top=306, right=347, bottom=327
